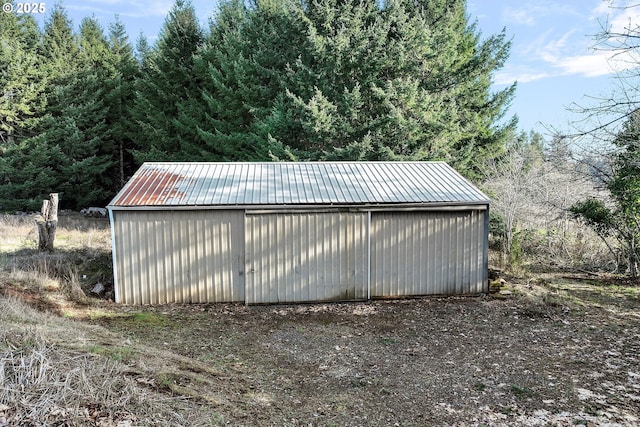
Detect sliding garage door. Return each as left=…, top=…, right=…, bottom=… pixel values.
left=245, top=212, right=368, bottom=304
left=370, top=211, right=487, bottom=297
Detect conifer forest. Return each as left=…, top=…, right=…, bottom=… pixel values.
left=0, top=0, right=516, bottom=211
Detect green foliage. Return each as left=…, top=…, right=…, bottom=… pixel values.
left=174, top=0, right=516, bottom=169
left=173, top=0, right=302, bottom=161
left=0, top=13, right=45, bottom=145
left=0, top=0, right=516, bottom=210
left=105, top=17, right=140, bottom=187
left=273, top=0, right=516, bottom=173
left=570, top=199, right=615, bottom=235
left=571, top=112, right=640, bottom=278
left=0, top=5, right=140, bottom=211
left=131, top=0, right=204, bottom=162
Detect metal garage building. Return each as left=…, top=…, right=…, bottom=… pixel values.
left=107, top=162, right=490, bottom=305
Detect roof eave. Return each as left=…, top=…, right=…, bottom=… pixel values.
left=107, top=200, right=490, bottom=211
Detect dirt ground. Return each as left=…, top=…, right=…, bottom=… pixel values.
left=69, top=277, right=639, bottom=427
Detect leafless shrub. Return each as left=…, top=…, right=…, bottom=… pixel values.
left=484, top=137, right=617, bottom=272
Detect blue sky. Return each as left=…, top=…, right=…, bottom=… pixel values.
left=29, top=0, right=640, bottom=137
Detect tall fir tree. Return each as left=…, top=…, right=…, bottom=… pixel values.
left=174, top=0, right=301, bottom=161
left=0, top=7, right=75, bottom=211
left=106, top=17, right=140, bottom=186
left=34, top=16, right=115, bottom=209
left=0, top=12, right=44, bottom=145
left=131, top=0, right=204, bottom=162
left=272, top=0, right=517, bottom=173
left=175, top=0, right=516, bottom=173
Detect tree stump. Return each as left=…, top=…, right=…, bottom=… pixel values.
left=35, top=193, right=59, bottom=252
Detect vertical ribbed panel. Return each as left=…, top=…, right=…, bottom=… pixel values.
left=245, top=212, right=368, bottom=304
left=370, top=211, right=487, bottom=297
left=112, top=210, right=245, bottom=304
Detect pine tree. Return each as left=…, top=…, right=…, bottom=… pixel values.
left=0, top=12, right=45, bottom=145
left=182, top=0, right=515, bottom=172
left=174, top=0, right=301, bottom=161
left=131, top=0, right=204, bottom=162
left=106, top=17, right=140, bottom=186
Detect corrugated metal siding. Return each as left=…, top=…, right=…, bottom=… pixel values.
left=245, top=212, right=368, bottom=304
left=112, top=210, right=245, bottom=304
left=370, top=211, right=487, bottom=297
left=109, top=162, right=490, bottom=207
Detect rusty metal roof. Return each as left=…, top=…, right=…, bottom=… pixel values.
left=108, top=162, right=490, bottom=208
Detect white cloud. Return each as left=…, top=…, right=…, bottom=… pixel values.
left=502, top=2, right=582, bottom=27
left=494, top=68, right=550, bottom=85
left=508, top=2, right=640, bottom=83
left=550, top=52, right=615, bottom=77
left=503, top=7, right=537, bottom=26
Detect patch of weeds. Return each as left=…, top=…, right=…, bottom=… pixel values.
left=88, top=345, right=106, bottom=355
left=473, top=382, right=486, bottom=392
left=207, top=412, right=225, bottom=425
left=334, top=404, right=347, bottom=414
left=88, top=344, right=134, bottom=363
left=379, top=337, right=396, bottom=346
left=511, top=384, right=537, bottom=400
left=112, top=346, right=134, bottom=362
left=157, top=372, right=175, bottom=390
left=573, top=419, right=588, bottom=426
left=85, top=309, right=119, bottom=321
left=130, top=311, right=166, bottom=325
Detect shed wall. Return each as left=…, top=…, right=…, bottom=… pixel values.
left=112, top=210, right=245, bottom=304
left=244, top=212, right=368, bottom=304
left=370, top=210, right=487, bottom=297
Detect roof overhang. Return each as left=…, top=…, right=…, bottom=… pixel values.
left=107, top=201, right=489, bottom=212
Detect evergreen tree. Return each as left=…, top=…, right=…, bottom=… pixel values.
left=179, top=0, right=516, bottom=172
left=0, top=12, right=44, bottom=145
left=35, top=16, right=114, bottom=209
left=608, top=112, right=640, bottom=278
left=131, top=0, right=204, bottom=162
left=0, top=7, right=74, bottom=211
left=174, top=0, right=300, bottom=161
left=274, top=0, right=516, bottom=173
left=106, top=17, right=140, bottom=186
left=40, top=4, right=79, bottom=73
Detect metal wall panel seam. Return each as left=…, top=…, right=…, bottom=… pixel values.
left=482, top=209, right=490, bottom=293
left=367, top=210, right=371, bottom=300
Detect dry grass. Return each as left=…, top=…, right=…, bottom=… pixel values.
left=0, top=298, right=219, bottom=426
left=0, top=213, right=113, bottom=307
left=0, top=213, right=111, bottom=253
left=0, top=214, right=223, bottom=425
